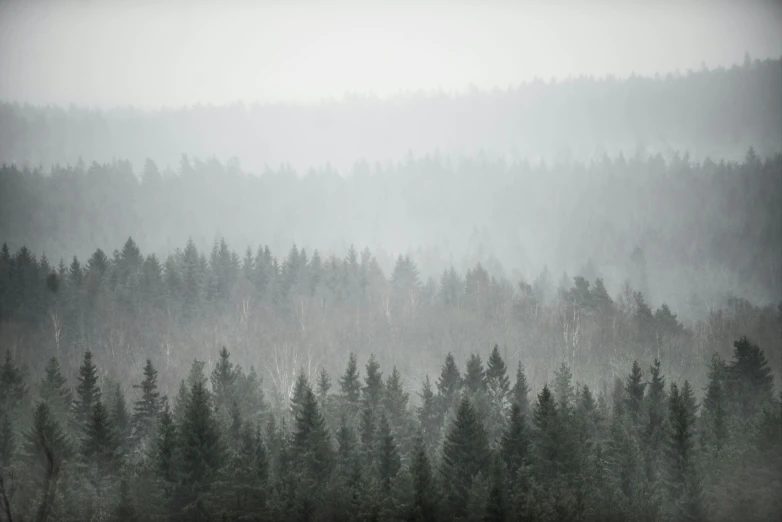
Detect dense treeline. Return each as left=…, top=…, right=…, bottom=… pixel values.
left=2, top=149, right=781, bottom=315
left=1, top=237, right=780, bottom=408
left=0, top=338, right=779, bottom=521
left=1, top=56, right=779, bottom=174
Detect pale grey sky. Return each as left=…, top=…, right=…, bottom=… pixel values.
left=1, top=0, right=781, bottom=108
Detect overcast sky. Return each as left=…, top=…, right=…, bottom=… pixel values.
left=1, top=0, right=781, bottom=109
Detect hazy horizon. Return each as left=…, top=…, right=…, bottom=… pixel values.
left=2, top=0, right=781, bottom=109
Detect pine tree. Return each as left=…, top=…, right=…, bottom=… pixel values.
left=74, top=350, right=101, bottom=432
left=173, top=378, right=223, bottom=521
left=39, top=356, right=72, bottom=425
left=376, top=414, right=401, bottom=492
left=464, top=354, right=486, bottom=394
left=81, top=397, right=121, bottom=504
left=363, top=354, right=384, bottom=410
left=0, top=414, right=12, bottom=470
left=553, top=362, right=575, bottom=411
left=440, top=396, right=490, bottom=518
left=132, top=358, right=162, bottom=449
left=726, top=336, right=774, bottom=425
left=359, top=402, right=375, bottom=467
left=339, top=352, right=361, bottom=412
left=486, top=345, right=510, bottom=399
left=532, top=384, right=560, bottom=481
left=156, top=400, right=176, bottom=493
left=501, top=402, right=530, bottom=485
left=417, top=376, right=440, bottom=457
left=336, top=415, right=357, bottom=480
left=665, top=382, right=700, bottom=516
left=511, top=362, right=530, bottom=419
left=624, top=361, right=646, bottom=429
left=317, top=367, right=331, bottom=401
left=409, top=430, right=439, bottom=522
left=211, top=346, right=237, bottom=427
left=701, top=354, right=728, bottom=453
left=23, top=402, right=70, bottom=521
left=111, top=383, right=131, bottom=455
left=485, top=453, right=508, bottom=522
left=0, top=350, right=27, bottom=419
left=291, top=375, right=333, bottom=485
left=111, top=478, right=139, bottom=522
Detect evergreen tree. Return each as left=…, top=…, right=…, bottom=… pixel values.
left=111, top=383, right=131, bottom=455
left=464, top=354, right=486, bottom=394
left=501, top=402, right=530, bottom=485
left=625, top=361, right=646, bottom=429
left=211, top=346, right=237, bottom=427
left=440, top=396, right=490, bottom=518
left=409, top=431, right=439, bottom=522
left=436, top=352, right=462, bottom=425
left=363, top=354, right=384, bottom=410
left=131, top=358, right=162, bottom=449
left=726, top=336, right=774, bottom=425
left=339, top=352, right=361, bottom=412
left=23, top=402, right=70, bottom=522
left=291, top=375, right=333, bottom=485
left=376, top=414, right=401, bottom=492
left=701, top=354, right=728, bottom=453
left=511, top=362, right=530, bottom=419
left=553, top=362, right=575, bottom=411
left=486, top=345, right=510, bottom=400
left=172, top=378, right=223, bottom=522
left=532, top=384, right=560, bottom=481
left=74, top=350, right=101, bottom=432
left=417, top=375, right=440, bottom=457
left=110, top=478, right=139, bottom=522
left=665, top=382, right=702, bottom=519
left=156, top=401, right=176, bottom=494
left=359, top=402, right=375, bottom=467
left=81, top=397, right=122, bottom=506
left=39, top=357, right=72, bottom=425
left=0, top=350, right=27, bottom=419
left=317, top=367, right=331, bottom=401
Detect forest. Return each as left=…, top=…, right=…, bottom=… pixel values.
left=1, top=9, right=781, bottom=519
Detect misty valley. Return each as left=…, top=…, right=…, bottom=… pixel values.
left=0, top=4, right=781, bottom=521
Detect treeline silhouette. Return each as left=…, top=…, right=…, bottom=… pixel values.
left=1, top=237, right=780, bottom=409
left=0, top=339, right=779, bottom=521
left=1, top=56, right=779, bottom=173
left=2, top=149, right=781, bottom=315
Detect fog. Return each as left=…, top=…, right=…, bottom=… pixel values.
left=0, top=1, right=781, bottom=521
left=2, top=0, right=781, bottom=108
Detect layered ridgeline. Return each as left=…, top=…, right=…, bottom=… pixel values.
left=0, top=339, right=779, bottom=521
left=0, top=237, right=780, bottom=402
left=0, top=57, right=780, bottom=173
left=1, top=150, right=780, bottom=315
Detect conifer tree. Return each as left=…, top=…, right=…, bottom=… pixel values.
left=417, top=376, right=440, bottom=457
left=156, top=401, right=176, bottom=494
left=464, top=354, right=486, bottom=394
left=0, top=350, right=27, bottom=420
left=111, top=478, right=139, bottom=522
left=359, top=403, right=375, bottom=467
left=376, top=413, right=401, bottom=492
left=625, top=361, right=646, bottom=429
left=131, top=358, right=162, bottom=448
left=486, top=345, right=510, bottom=400
left=211, top=346, right=237, bottom=427
left=363, top=354, right=384, bottom=410
left=317, top=367, right=331, bottom=401
left=111, top=383, right=131, bottom=455
left=23, top=402, right=70, bottom=522
left=39, top=357, right=72, bottom=425
left=665, top=382, right=701, bottom=518
left=511, top=362, right=530, bottom=419
left=554, top=362, right=575, bottom=411
left=291, top=375, right=333, bottom=485
left=502, top=402, right=530, bottom=485
left=74, top=350, right=101, bottom=432
left=532, top=384, right=560, bottom=481
left=81, top=397, right=121, bottom=506
left=173, top=378, right=223, bottom=522
left=339, top=352, right=361, bottom=413
left=440, top=396, right=490, bottom=518
left=409, top=430, right=439, bottom=522
left=727, top=336, right=774, bottom=424
left=701, top=354, right=728, bottom=453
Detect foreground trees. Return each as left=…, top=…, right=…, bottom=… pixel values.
left=0, top=337, right=778, bottom=521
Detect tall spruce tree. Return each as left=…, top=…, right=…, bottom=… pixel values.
left=464, top=354, right=486, bottom=394
left=363, top=354, right=384, bottom=410
left=440, top=396, right=490, bottom=518
left=376, top=413, right=401, bottom=492
left=339, top=352, right=361, bottom=414
left=409, top=431, right=439, bottom=522
left=511, top=362, right=530, bottom=420
left=39, top=357, right=72, bottom=425
left=132, top=358, right=162, bottom=449
left=74, top=351, right=101, bottom=433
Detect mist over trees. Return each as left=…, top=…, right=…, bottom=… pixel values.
left=1, top=6, right=781, bottom=520
left=1, top=57, right=780, bottom=174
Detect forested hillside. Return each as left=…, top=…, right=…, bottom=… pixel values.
left=1, top=57, right=780, bottom=173
left=3, top=149, right=781, bottom=318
